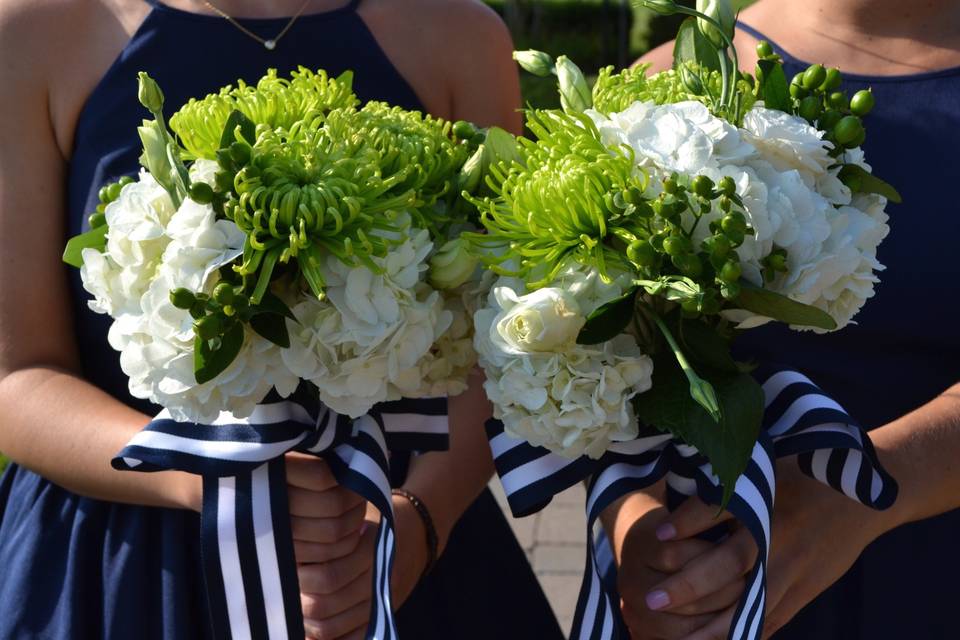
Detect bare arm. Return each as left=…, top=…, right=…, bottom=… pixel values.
left=0, top=3, right=198, bottom=511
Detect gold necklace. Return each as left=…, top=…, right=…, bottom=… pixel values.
left=202, top=0, right=313, bottom=51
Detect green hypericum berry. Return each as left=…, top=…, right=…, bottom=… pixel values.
left=828, top=91, right=848, bottom=110
left=170, top=288, right=197, bottom=310
left=229, top=141, right=252, bottom=165
left=650, top=232, right=668, bottom=251
left=194, top=315, right=223, bottom=341
left=681, top=298, right=701, bottom=315
left=663, top=235, right=692, bottom=257
left=88, top=211, right=107, bottom=229
left=755, top=41, right=774, bottom=58
left=789, top=77, right=809, bottom=99
left=627, top=240, right=657, bottom=267
left=818, top=110, right=843, bottom=131
left=847, top=127, right=866, bottom=148
left=106, top=182, right=122, bottom=202
left=663, top=178, right=678, bottom=194
left=802, top=64, right=827, bottom=90
left=118, top=175, right=135, bottom=187
left=721, top=212, right=747, bottom=234
left=189, top=182, right=215, bottom=204
left=673, top=254, right=703, bottom=278
left=725, top=227, right=745, bottom=247
left=704, top=234, right=731, bottom=258
left=452, top=121, right=476, bottom=140
left=834, top=115, right=864, bottom=145
left=691, top=175, right=714, bottom=198
left=719, top=260, right=742, bottom=283
left=850, top=89, right=875, bottom=116
left=820, top=68, right=842, bottom=91
left=718, top=176, right=736, bottom=197
left=719, top=196, right=733, bottom=212
left=213, top=282, right=234, bottom=305
left=798, top=95, right=822, bottom=122
left=189, top=301, right=206, bottom=320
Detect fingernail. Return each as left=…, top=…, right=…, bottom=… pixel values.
left=655, top=523, right=677, bottom=541
left=646, top=589, right=671, bottom=611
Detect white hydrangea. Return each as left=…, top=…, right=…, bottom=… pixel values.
left=110, top=199, right=297, bottom=423
left=284, top=219, right=454, bottom=417
left=80, top=171, right=176, bottom=316
left=474, top=278, right=654, bottom=459
left=592, top=100, right=889, bottom=332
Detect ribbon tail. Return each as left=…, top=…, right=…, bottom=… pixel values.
left=322, top=414, right=398, bottom=640
left=200, top=459, right=306, bottom=640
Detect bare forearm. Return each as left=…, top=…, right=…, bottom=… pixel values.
left=0, top=366, right=198, bottom=510
left=400, top=372, right=495, bottom=551
left=871, top=382, right=960, bottom=530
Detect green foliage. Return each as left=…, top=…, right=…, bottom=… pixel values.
left=737, top=283, right=838, bottom=330
left=577, top=288, right=638, bottom=344
left=62, top=226, right=108, bottom=268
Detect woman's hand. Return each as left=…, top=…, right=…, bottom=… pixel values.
left=602, top=486, right=744, bottom=640
left=287, top=453, right=371, bottom=640
left=645, top=461, right=897, bottom=640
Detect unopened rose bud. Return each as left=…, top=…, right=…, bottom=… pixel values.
left=512, top=50, right=556, bottom=77
left=556, top=56, right=592, bottom=114
left=429, top=238, right=479, bottom=290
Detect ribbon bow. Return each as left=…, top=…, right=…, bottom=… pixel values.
left=489, top=367, right=897, bottom=640
left=113, top=395, right=448, bottom=640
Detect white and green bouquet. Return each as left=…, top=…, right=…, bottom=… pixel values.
left=65, top=68, right=496, bottom=422
left=471, top=3, right=899, bottom=497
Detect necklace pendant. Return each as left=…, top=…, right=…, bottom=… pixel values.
left=264, top=39, right=276, bottom=50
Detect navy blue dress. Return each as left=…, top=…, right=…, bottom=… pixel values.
left=736, top=23, right=960, bottom=640
left=0, top=2, right=562, bottom=638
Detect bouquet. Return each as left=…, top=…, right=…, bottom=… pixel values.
left=468, top=2, right=899, bottom=639
left=63, top=68, right=507, bottom=640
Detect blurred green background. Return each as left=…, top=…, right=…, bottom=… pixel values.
left=0, top=0, right=759, bottom=477
left=484, top=0, right=755, bottom=109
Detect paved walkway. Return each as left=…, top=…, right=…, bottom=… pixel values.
left=489, top=481, right=588, bottom=635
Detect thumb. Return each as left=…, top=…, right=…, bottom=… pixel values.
left=656, top=496, right=734, bottom=542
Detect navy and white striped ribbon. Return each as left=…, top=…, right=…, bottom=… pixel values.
left=489, top=367, right=897, bottom=640
left=113, top=396, right=448, bottom=640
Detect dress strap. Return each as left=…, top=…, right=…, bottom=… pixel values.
left=345, top=0, right=363, bottom=11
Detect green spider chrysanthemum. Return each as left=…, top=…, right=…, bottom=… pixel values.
left=170, top=67, right=359, bottom=159
left=592, top=63, right=756, bottom=123
left=469, top=109, right=649, bottom=288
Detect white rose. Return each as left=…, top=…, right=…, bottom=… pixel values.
left=490, top=286, right=585, bottom=355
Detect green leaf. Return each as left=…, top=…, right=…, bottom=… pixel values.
left=218, top=109, right=256, bottom=150
left=484, top=127, right=523, bottom=167
left=679, top=319, right=739, bottom=374
left=250, top=313, right=290, bottom=348
left=250, top=290, right=297, bottom=321
left=673, top=17, right=721, bottom=72
left=63, top=226, right=108, bottom=268
left=194, top=322, right=244, bottom=385
left=838, top=164, right=902, bottom=203
left=577, top=288, right=637, bottom=345
left=736, top=283, right=837, bottom=330
left=756, top=58, right=791, bottom=112
left=634, top=352, right=765, bottom=506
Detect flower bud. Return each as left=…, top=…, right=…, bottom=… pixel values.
left=137, top=119, right=174, bottom=187
left=556, top=56, right=592, bottom=114
left=696, top=0, right=735, bottom=48
left=718, top=260, right=742, bottom=284
left=663, top=235, right=693, bottom=257
left=137, top=72, right=165, bottom=114
left=458, top=145, right=484, bottom=193
left=429, top=238, right=479, bottom=290
left=640, top=0, right=679, bottom=16
left=717, top=175, right=736, bottom=197
left=452, top=120, right=478, bottom=140
left=828, top=91, right=848, bottom=110
left=679, top=64, right=705, bottom=95
left=512, top=50, right=556, bottom=78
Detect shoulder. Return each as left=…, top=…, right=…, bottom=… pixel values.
left=363, top=0, right=511, bottom=56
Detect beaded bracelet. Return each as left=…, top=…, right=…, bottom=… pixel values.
left=391, top=487, right=439, bottom=578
